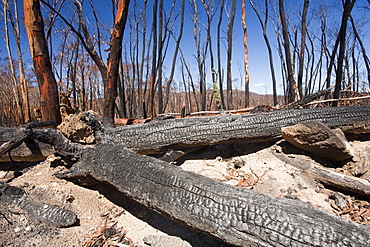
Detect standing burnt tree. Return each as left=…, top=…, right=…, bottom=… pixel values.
left=279, top=0, right=296, bottom=103
left=24, top=0, right=61, bottom=124
left=226, top=0, right=236, bottom=110
left=41, top=0, right=130, bottom=127
left=104, top=0, right=131, bottom=126
left=332, top=0, right=356, bottom=106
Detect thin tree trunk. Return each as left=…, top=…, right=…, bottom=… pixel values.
left=349, top=14, right=370, bottom=86
left=3, top=0, right=22, bottom=124
left=104, top=0, right=130, bottom=126
left=217, top=0, right=226, bottom=110
left=148, top=0, right=158, bottom=117
left=191, top=0, right=206, bottom=111
left=226, top=0, right=236, bottom=110
left=157, top=0, right=164, bottom=114
left=7, top=0, right=31, bottom=122
left=279, top=0, right=296, bottom=103
left=24, top=0, right=61, bottom=124
left=163, top=0, right=185, bottom=112
left=249, top=0, right=277, bottom=106
left=242, top=0, right=249, bottom=107
left=297, top=0, right=309, bottom=98
left=333, top=0, right=356, bottom=106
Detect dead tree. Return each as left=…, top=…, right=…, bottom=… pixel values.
left=217, top=0, right=226, bottom=110
left=24, top=0, right=61, bottom=124
left=3, top=0, right=31, bottom=123
left=297, top=0, right=310, bottom=98
left=349, top=14, right=370, bottom=87
left=1, top=107, right=370, bottom=246
left=242, top=0, right=249, bottom=107
left=249, top=0, right=278, bottom=106
left=226, top=0, right=236, bottom=110
left=3, top=0, right=22, bottom=124
left=148, top=0, right=158, bottom=117
left=333, top=0, right=356, bottom=107
left=163, top=0, right=185, bottom=113
left=200, top=0, right=218, bottom=110
left=279, top=0, right=296, bottom=103
left=190, top=0, right=207, bottom=112
left=41, top=0, right=130, bottom=127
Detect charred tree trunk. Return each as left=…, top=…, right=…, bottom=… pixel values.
left=53, top=142, right=369, bottom=247
left=148, top=0, right=158, bottom=117
left=249, top=0, right=278, bottom=106
left=24, top=0, right=61, bottom=124
left=104, top=105, right=370, bottom=155
left=333, top=0, right=356, bottom=107
left=279, top=0, right=296, bottom=103
left=4, top=0, right=31, bottom=123
left=163, top=0, right=185, bottom=113
left=297, top=0, right=309, bottom=98
left=226, top=0, right=236, bottom=110
left=349, top=14, right=370, bottom=87
left=242, top=0, right=249, bottom=107
left=217, top=0, right=226, bottom=110
left=103, top=0, right=130, bottom=127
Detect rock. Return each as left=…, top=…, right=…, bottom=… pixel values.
left=143, top=235, right=192, bottom=247
left=57, top=112, right=102, bottom=144
left=281, top=121, right=354, bottom=161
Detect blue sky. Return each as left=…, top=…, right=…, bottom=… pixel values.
left=1, top=0, right=369, bottom=95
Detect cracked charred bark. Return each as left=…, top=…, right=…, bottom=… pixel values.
left=0, top=182, right=77, bottom=227
left=1, top=106, right=370, bottom=246
left=103, top=105, right=370, bottom=154
left=54, top=143, right=369, bottom=246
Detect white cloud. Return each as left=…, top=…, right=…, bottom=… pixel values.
left=252, top=83, right=265, bottom=87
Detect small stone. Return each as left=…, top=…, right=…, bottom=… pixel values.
left=25, top=226, right=32, bottom=232
left=87, top=216, right=93, bottom=220
left=103, top=228, right=116, bottom=238
left=281, top=121, right=354, bottom=162
left=225, top=179, right=239, bottom=186
left=14, top=227, right=21, bottom=233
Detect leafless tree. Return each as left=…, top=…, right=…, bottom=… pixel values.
left=297, top=0, right=310, bottom=98
left=3, top=0, right=22, bottom=123
left=242, top=0, right=249, bottom=107
left=249, top=0, right=278, bottom=106
left=24, top=0, right=61, bottom=123
left=163, top=0, right=185, bottom=112
left=279, top=0, right=296, bottom=103
left=226, top=0, right=236, bottom=110
left=3, top=0, right=31, bottom=122
left=349, top=14, right=370, bottom=86
left=217, top=0, right=226, bottom=109
left=333, top=0, right=356, bottom=106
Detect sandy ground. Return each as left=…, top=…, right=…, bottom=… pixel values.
left=1, top=140, right=370, bottom=247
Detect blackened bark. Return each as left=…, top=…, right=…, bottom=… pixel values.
left=24, top=0, right=61, bottom=124
left=297, top=0, right=309, bottom=98
left=279, top=0, right=296, bottom=103
left=333, top=0, right=356, bottom=107
left=55, top=143, right=370, bottom=246
left=104, top=105, right=370, bottom=154
left=226, top=0, right=236, bottom=110
left=103, top=0, right=130, bottom=127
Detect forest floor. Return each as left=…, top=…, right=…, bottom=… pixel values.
left=0, top=132, right=370, bottom=247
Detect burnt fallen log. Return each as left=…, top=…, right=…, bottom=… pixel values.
left=283, top=88, right=332, bottom=110
left=0, top=182, right=77, bottom=227
left=53, top=143, right=369, bottom=246
left=103, top=105, right=370, bottom=155
left=1, top=106, right=370, bottom=246
left=274, top=153, right=370, bottom=197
